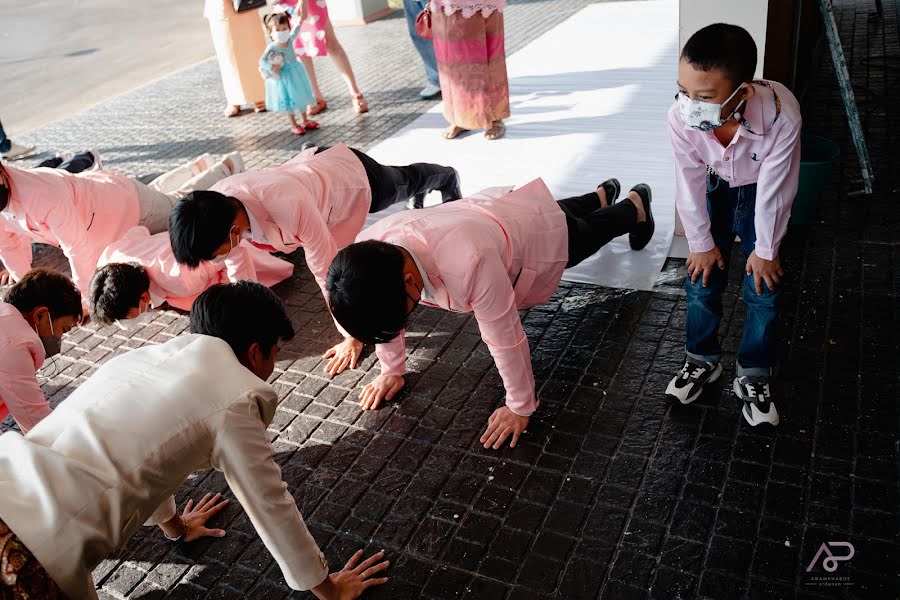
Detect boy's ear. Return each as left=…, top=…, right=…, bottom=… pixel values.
left=140, top=290, right=152, bottom=304
left=740, top=82, right=756, bottom=101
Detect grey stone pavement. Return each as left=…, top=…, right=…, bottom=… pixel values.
left=2, top=0, right=898, bottom=598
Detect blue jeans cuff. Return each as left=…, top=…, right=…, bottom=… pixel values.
left=686, top=349, right=720, bottom=364
left=736, top=363, right=772, bottom=377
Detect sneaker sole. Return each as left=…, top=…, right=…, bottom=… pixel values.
left=667, top=362, right=722, bottom=405
left=735, top=379, right=780, bottom=426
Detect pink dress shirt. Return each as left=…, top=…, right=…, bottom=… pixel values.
left=97, top=227, right=293, bottom=311
left=209, top=145, right=370, bottom=332
left=0, top=303, right=49, bottom=433
left=668, top=80, right=802, bottom=261
left=357, top=179, right=569, bottom=417
left=0, top=165, right=141, bottom=303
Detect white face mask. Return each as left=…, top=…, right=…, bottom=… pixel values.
left=272, top=29, right=291, bottom=44
left=677, top=85, right=745, bottom=131
left=115, top=304, right=152, bottom=331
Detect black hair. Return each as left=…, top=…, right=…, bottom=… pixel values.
left=88, top=263, right=151, bottom=324
left=265, top=12, right=291, bottom=31
left=169, top=190, right=241, bottom=268
left=681, top=23, right=757, bottom=87
left=326, top=240, right=408, bottom=345
left=189, top=281, right=294, bottom=359
left=3, top=268, right=82, bottom=321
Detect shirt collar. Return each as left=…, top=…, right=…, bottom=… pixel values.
left=244, top=207, right=269, bottom=245
left=148, top=286, right=165, bottom=308
left=395, top=243, right=436, bottom=304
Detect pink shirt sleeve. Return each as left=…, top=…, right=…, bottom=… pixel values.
left=668, top=111, right=715, bottom=254
left=0, top=228, right=34, bottom=282
left=469, top=254, right=538, bottom=417
left=752, top=120, right=801, bottom=260
left=0, top=341, right=50, bottom=433
left=376, top=331, right=407, bottom=377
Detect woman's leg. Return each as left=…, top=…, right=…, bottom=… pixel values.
left=323, top=18, right=367, bottom=112
left=301, top=56, right=326, bottom=103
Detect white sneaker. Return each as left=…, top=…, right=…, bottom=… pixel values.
left=665, top=359, right=722, bottom=404
left=419, top=83, right=441, bottom=99
left=733, top=376, right=780, bottom=426
left=191, top=153, right=215, bottom=175
left=222, top=151, right=244, bottom=175
left=2, top=141, right=38, bottom=161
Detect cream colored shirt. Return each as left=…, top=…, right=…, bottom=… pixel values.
left=0, top=334, right=328, bottom=599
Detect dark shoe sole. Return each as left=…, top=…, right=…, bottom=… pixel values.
left=629, top=183, right=655, bottom=250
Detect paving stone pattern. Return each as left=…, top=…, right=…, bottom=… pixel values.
left=3, top=0, right=898, bottom=598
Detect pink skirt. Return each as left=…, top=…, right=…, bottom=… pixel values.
left=432, top=9, right=511, bottom=130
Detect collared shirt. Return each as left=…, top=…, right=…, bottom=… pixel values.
left=668, top=79, right=802, bottom=260
left=395, top=243, right=436, bottom=304
left=245, top=209, right=271, bottom=247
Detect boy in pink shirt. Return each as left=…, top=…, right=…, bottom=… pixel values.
left=167, top=144, right=460, bottom=374
left=88, top=226, right=293, bottom=325
left=664, top=24, right=801, bottom=426
left=326, top=177, right=655, bottom=450
left=0, top=269, right=82, bottom=433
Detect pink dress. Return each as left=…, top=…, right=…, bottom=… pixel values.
left=280, top=0, right=329, bottom=57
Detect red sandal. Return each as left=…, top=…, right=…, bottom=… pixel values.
left=291, top=126, right=307, bottom=135
left=305, top=121, right=319, bottom=130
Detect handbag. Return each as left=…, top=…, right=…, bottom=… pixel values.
left=415, top=6, right=433, bottom=40
left=233, top=0, right=267, bottom=13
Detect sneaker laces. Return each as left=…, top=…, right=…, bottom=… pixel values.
left=679, top=361, right=708, bottom=381
left=739, top=376, right=772, bottom=403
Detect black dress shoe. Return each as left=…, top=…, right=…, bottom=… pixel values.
left=628, top=183, right=655, bottom=250
left=599, top=177, right=620, bottom=205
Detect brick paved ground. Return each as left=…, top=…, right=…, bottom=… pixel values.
left=3, top=1, right=898, bottom=599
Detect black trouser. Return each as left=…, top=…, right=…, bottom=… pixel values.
left=34, top=151, right=95, bottom=174
left=558, top=191, right=638, bottom=268
left=347, top=148, right=460, bottom=211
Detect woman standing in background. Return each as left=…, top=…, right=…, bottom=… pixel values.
left=431, top=0, right=510, bottom=140
left=205, top=0, right=269, bottom=117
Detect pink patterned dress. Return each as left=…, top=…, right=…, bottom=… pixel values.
left=279, top=0, right=330, bottom=57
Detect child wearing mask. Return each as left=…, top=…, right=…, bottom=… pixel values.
left=665, top=23, right=802, bottom=427
left=0, top=269, right=82, bottom=433
left=260, top=13, right=319, bottom=135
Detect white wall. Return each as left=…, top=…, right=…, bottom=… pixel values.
left=673, top=0, right=768, bottom=238
left=679, top=0, right=768, bottom=78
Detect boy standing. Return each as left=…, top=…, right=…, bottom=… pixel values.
left=665, top=23, right=802, bottom=426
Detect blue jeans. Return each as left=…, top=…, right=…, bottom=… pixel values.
left=684, top=176, right=779, bottom=376
left=0, top=119, right=9, bottom=154
left=403, top=0, right=440, bottom=86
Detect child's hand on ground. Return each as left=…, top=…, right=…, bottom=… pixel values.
left=746, top=251, right=783, bottom=295
left=686, top=247, right=725, bottom=286
left=358, top=374, right=404, bottom=410
left=323, top=337, right=363, bottom=376
left=480, top=406, right=529, bottom=450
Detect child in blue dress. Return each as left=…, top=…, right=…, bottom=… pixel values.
left=260, top=13, right=319, bottom=135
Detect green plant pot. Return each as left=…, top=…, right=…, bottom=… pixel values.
left=791, top=133, right=841, bottom=225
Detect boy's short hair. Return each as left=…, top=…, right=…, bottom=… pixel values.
left=3, top=268, right=82, bottom=320
left=169, top=190, right=241, bottom=268
left=681, top=23, right=757, bottom=87
left=190, top=281, right=295, bottom=359
left=326, top=240, right=409, bottom=345
left=89, top=263, right=151, bottom=324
